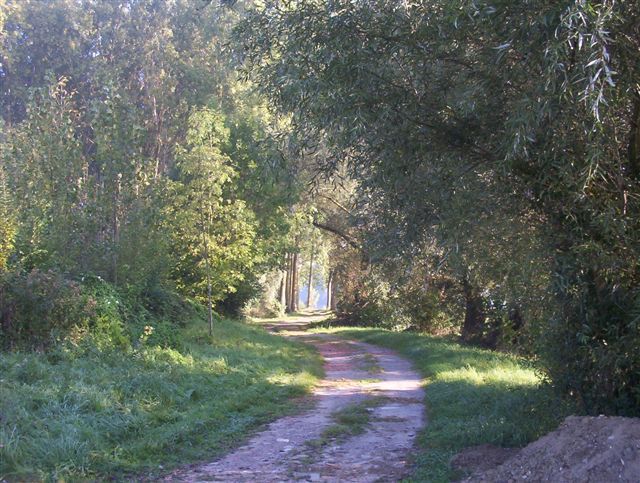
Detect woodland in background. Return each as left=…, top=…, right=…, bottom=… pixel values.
left=0, top=0, right=303, bottom=348
left=1, top=0, right=639, bottom=420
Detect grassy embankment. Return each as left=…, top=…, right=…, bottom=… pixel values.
left=312, top=325, right=574, bottom=482
left=0, top=317, right=322, bottom=481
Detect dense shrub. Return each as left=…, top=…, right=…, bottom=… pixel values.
left=0, top=269, right=93, bottom=349
left=142, top=285, right=200, bottom=324
left=0, top=270, right=189, bottom=351
left=543, top=280, right=640, bottom=416
left=241, top=271, right=287, bottom=318
left=218, top=275, right=263, bottom=317
left=243, top=297, right=285, bottom=318
left=335, top=263, right=465, bottom=335
left=336, top=275, right=409, bottom=330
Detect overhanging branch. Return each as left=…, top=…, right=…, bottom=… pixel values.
left=312, top=220, right=361, bottom=251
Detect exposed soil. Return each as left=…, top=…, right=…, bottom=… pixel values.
left=165, top=314, right=425, bottom=482
left=451, top=445, right=520, bottom=475
left=456, top=415, right=640, bottom=482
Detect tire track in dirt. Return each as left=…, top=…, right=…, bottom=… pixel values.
left=165, top=316, right=425, bottom=482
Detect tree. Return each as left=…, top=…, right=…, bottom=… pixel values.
left=238, top=0, right=640, bottom=414
left=170, top=108, right=258, bottom=334
left=0, top=0, right=298, bottom=324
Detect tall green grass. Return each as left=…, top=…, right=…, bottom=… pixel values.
left=0, top=317, right=322, bottom=481
left=318, top=327, right=575, bottom=482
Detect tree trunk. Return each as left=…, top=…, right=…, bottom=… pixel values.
left=112, top=174, right=122, bottom=286
left=285, top=252, right=293, bottom=313
left=330, top=272, right=337, bottom=311
left=306, top=242, right=315, bottom=309
left=461, top=278, right=484, bottom=345
left=326, top=270, right=333, bottom=309
left=201, top=209, right=214, bottom=337
left=628, top=92, right=640, bottom=180
left=290, top=253, right=295, bottom=312
left=312, top=220, right=359, bottom=250
left=206, top=253, right=213, bottom=337
left=279, top=266, right=287, bottom=308
left=291, top=252, right=300, bottom=312
left=283, top=253, right=290, bottom=310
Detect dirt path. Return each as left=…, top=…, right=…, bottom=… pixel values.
left=166, top=315, right=425, bottom=482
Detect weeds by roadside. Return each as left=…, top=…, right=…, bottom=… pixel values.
left=306, top=397, right=388, bottom=450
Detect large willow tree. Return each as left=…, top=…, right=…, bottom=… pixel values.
left=237, top=0, right=640, bottom=414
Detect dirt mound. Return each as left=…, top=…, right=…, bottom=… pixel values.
left=458, top=415, right=640, bottom=482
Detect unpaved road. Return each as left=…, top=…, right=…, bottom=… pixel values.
left=166, top=314, right=425, bottom=482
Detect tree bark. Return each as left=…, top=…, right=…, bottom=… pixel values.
left=312, top=220, right=360, bottom=250
left=284, top=253, right=290, bottom=309
left=461, top=278, right=484, bottom=345
left=112, top=174, right=122, bottom=286
left=201, top=208, right=213, bottom=336
left=206, top=253, right=213, bottom=337
left=279, top=266, right=287, bottom=308
left=306, top=242, right=315, bottom=308
left=285, top=252, right=293, bottom=313
left=628, top=91, right=640, bottom=180
left=326, top=270, right=333, bottom=309
left=330, top=272, right=338, bottom=311
left=317, top=194, right=354, bottom=217
left=292, top=252, right=299, bottom=312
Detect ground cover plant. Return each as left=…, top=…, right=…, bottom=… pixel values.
left=306, top=397, right=388, bottom=450
left=0, top=317, right=322, bottom=481
left=313, top=326, right=575, bottom=482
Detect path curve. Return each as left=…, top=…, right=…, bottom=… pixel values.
left=166, top=315, right=425, bottom=482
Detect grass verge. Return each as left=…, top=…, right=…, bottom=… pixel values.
left=313, top=326, right=575, bottom=482
left=0, top=317, right=322, bottom=481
